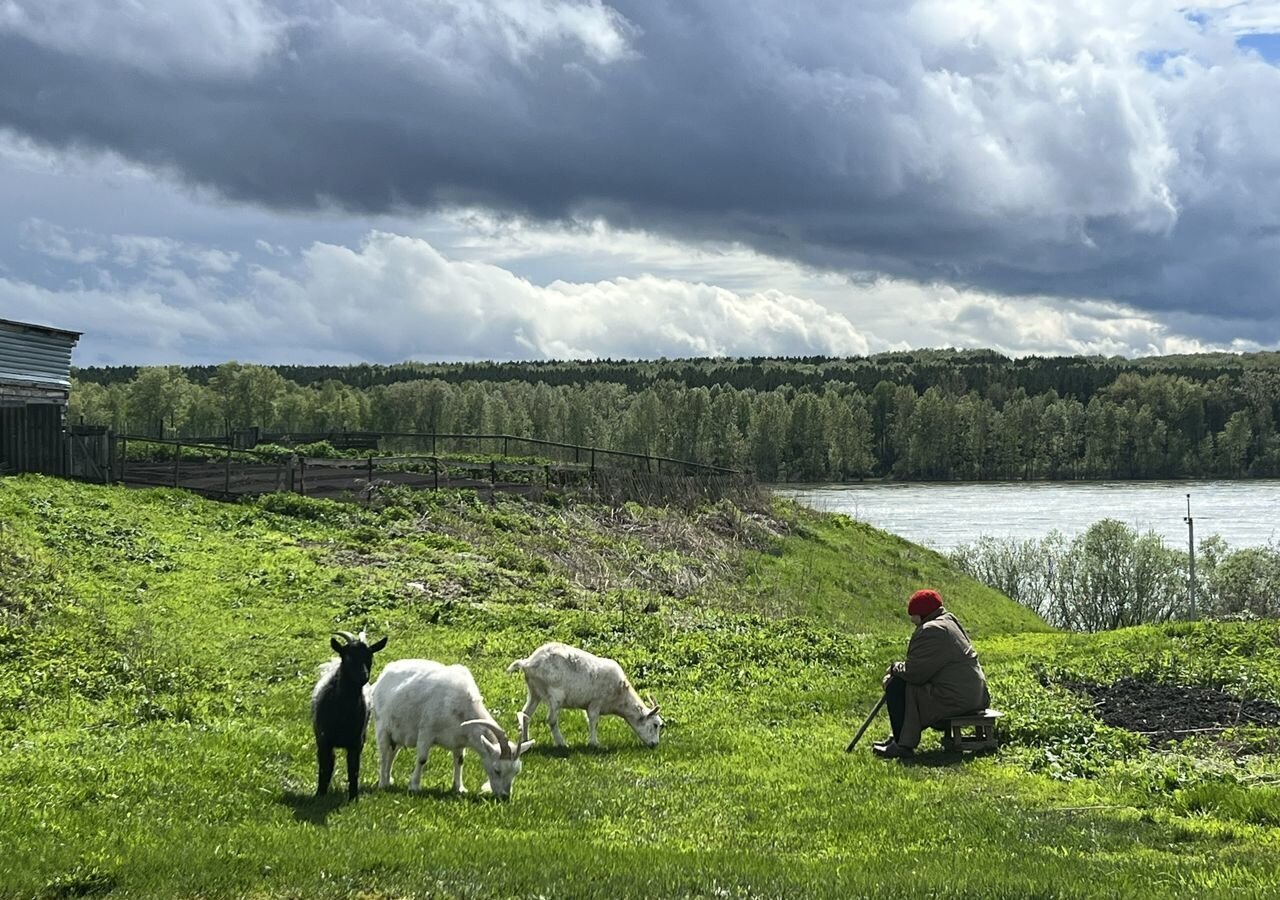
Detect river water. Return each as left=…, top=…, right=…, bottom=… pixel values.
left=774, top=480, right=1280, bottom=552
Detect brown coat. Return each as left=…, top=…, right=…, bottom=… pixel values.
left=897, top=610, right=990, bottom=748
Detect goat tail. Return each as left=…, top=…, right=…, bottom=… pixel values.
left=506, top=658, right=527, bottom=674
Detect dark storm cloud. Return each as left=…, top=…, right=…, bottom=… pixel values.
left=4, top=1, right=1280, bottom=321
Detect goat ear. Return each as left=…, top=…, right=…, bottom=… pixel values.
left=516, top=740, right=535, bottom=757
left=370, top=636, right=388, bottom=652
left=478, top=734, right=500, bottom=757
left=646, top=704, right=661, bottom=718
left=330, top=637, right=345, bottom=655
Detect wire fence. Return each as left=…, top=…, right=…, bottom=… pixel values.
left=103, top=432, right=752, bottom=508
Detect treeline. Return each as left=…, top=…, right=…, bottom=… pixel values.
left=69, top=354, right=1280, bottom=481
left=950, top=521, right=1280, bottom=629
left=73, top=348, right=1280, bottom=399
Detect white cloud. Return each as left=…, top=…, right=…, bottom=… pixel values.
left=0, top=228, right=873, bottom=363
left=319, top=0, right=637, bottom=80
left=1192, top=0, right=1280, bottom=35
left=19, top=219, right=104, bottom=264
left=254, top=239, right=291, bottom=257
left=1, top=224, right=1264, bottom=366
left=0, top=0, right=285, bottom=77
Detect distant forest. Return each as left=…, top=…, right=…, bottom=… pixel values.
left=71, top=350, right=1280, bottom=482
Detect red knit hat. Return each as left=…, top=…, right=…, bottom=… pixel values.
left=907, top=589, right=943, bottom=617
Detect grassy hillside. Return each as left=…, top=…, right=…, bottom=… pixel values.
left=1, top=476, right=1278, bottom=899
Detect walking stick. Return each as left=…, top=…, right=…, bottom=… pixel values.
left=845, top=693, right=887, bottom=753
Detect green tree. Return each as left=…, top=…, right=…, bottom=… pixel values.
left=1218, top=411, right=1252, bottom=476
left=68, top=379, right=129, bottom=431
left=787, top=393, right=830, bottom=480
left=617, top=389, right=664, bottom=457
left=824, top=391, right=873, bottom=480
left=748, top=392, right=790, bottom=480
left=902, top=386, right=957, bottom=479
left=127, top=366, right=192, bottom=437
left=209, top=363, right=289, bottom=432
left=1039, top=395, right=1085, bottom=480
left=705, top=390, right=745, bottom=469
left=311, top=380, right=367, bottom=431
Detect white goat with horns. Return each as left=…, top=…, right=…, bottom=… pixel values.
left=508, top=642, right=663, bottom=748
left=368, top=659, right=534, bottom=801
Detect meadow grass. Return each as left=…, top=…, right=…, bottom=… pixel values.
left=2, top=476, right=1279, bottom=899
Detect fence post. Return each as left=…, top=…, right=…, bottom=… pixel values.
left=174, top=441, right=181, bottom=488
left=367, top=456, right=375, bottom=507
left=590, top=448, right=595, bottom=473
left=503, top=437, right=509, bottom=457
left=433, top=456, right=439, bottom=491
left=120, top=438, right=128, bottom=483
left=224, top=445, right=232, bottom=495
left=300, top=458, right=307, bottom=497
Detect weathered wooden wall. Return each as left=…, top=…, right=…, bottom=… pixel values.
left=0, top=403, right=65, bottom=475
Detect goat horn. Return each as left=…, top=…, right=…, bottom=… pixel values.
left=460, top=718, right=514, bottom=759
left=332, top=631, right=358, bottom=644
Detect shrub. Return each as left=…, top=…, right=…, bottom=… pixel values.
left=951, top=520, right=1187, bottom=630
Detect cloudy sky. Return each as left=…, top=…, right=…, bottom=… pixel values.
left=3, top=0, right=1280, bottom=366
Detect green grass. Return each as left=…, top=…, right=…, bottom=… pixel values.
left=2, top=476, right=1279, bottom=899
left=721, top=508, right=1050, bottom=637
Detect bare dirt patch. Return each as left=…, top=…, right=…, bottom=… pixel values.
left=1060, top=676, right=1280, bottom=745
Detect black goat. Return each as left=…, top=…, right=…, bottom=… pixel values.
left=311, top=630, right=387, bottom=800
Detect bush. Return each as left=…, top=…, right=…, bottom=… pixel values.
left=1207, top=547, right=1280, bottom=619
left=951, top=519, right=1185, bottom=630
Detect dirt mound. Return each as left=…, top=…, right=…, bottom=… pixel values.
left=1060, top=676, right=1280, bottom=745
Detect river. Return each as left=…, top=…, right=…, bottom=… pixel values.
left=774, top=480, right=1280, bottom=552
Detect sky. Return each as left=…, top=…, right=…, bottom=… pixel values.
left=3, top=1, right=1280, bottom=367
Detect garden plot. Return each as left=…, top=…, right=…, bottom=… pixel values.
left=1060, top=675, right=1280, bottom=746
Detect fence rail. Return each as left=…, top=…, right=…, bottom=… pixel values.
left=102, top=433, right=749, bottom=507
left=110, top=429, right=737, bottom=476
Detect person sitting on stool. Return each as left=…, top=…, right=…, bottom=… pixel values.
left=874, top=588, right=990, bottom=759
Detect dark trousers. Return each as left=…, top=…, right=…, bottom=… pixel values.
left=885, top=674, right=907, bottom=743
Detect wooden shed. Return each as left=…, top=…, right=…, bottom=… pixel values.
left=0, top=318, right=82, bottom=475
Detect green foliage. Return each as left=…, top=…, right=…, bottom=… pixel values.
left=953, top=524, right=1280, bottom=628
left=73, top=351, right=1280, bottom=481
left=255, top=492, right=365, bottom=526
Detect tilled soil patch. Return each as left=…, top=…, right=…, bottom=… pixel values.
left=1059, top=676, right=1280, bottom=745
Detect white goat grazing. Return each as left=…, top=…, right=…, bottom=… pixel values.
left=508, top=642, right=663, bottom=748
left=368, top=659, right=534, bottom=801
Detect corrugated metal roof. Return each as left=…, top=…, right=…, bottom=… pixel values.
left=0, top=318, right=82, bottom=340
left=0, top=321, right=80, bottom=389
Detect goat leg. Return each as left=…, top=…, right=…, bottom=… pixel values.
left=346, top=745, right=362, bottom=801
left=317, top=744, right=336, bottom=797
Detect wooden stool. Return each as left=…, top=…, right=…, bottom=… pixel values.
left=939, top=708, right=1002, bottom=752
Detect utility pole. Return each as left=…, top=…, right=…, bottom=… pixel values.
left=1184, top=493, right=1197, bottom=620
